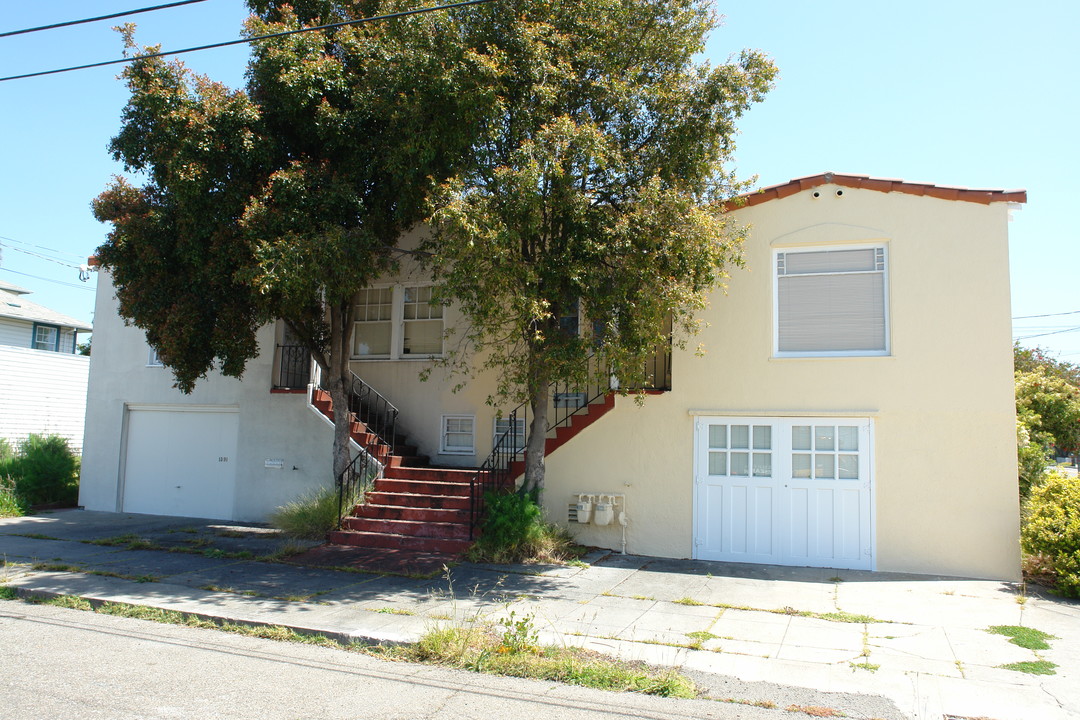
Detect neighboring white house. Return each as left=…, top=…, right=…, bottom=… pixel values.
left=79, top=173, right=1026, bottom=580
left=0, top=279, right=92, bottom=451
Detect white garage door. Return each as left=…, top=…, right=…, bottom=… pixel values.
left=121, top=406, right=239, bottom=520
left=693, top=416, right=874, bottom=570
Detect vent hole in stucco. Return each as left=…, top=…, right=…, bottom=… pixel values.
left=835, top=189, right=844, bottom=197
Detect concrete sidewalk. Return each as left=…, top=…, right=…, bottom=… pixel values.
left=2, top=510, right=1078, bottom=720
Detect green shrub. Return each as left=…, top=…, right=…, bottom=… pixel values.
left=270, top=486, right=356, bottom=540
left=468, top=490, right=578, bottom=564
left=1021, top=471, right=1080, bottom=597
left=0, top=438, right=14, bottom=462
left=0, top=475, right=27, bottom=517
left=1017, top=420, right=1051, bottom=498
left=6, top=434, right=80, bottom=507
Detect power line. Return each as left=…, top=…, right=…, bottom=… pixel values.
left=0, top=267, right=96, bottom=291
left=0, top=1, right=209, bottom=39
left=0, top=235, right=85, bottom=261
left=1013, top=310, right=1080, bottom=320
left=0, top=240, right=83, bottom=268
left=0, top=0, right=497, bottom=83
left=1015, top=326, right=1080, bottom=341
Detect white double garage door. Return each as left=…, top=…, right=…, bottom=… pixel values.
left=693, top=416, right=874, bottom=571
left=120, top=406, right=240, bottom=521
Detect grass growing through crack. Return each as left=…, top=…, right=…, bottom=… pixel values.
left=987, top=625, right=1056, bottom=650
left=997, top=660, right=1057, bottom=675
left=31, top=562, right=159, bottom=583
left=407, top=625, right=696, bottom=697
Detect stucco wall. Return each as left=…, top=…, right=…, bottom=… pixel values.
left=539, top=185, right=1020, bottom=580
left=79, top=272, right=334, bottom=522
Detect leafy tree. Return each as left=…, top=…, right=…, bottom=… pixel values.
left=1015, top=342, right=1080, bottom=387
left=1015, top=368, right=1080, bottom=457
left=92, top=2, right=490, bottom=479
left=427, top=0, right=776, bottom=493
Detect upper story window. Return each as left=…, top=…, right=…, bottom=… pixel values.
left=353, top=287, right=394, bottom=357
left=775, top=246, right=888, bottom=356
left=32, top=323, right=59, bottom=352
left=353, top=284, right=443, bottom=359
left=147, top=347, right=164, bottom=367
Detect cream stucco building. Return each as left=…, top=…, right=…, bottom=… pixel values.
left=79, top=173, right=1025, bottom=580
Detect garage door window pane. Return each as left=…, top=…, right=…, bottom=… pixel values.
left=792, top=453, right=812, bottom=478
left=708, top=452, right=727, bottom=476
left=753, top=453, right=772, bottom=477
left=709, top=425, right=727, bottom=449
left=838, top=426, right=859, bottom=451
left=731, top=425, right=749, bottom=449
left=753, top=425, right=771, bottom=450
left=792, top=425, right=811, bottom=451
left=815, top=454, right=835, bottom=479
left=730, top=452, right=749, bottom=476
left=815, top=426, right=835, bottom=451
left=838, top=454, right=859, bottom=479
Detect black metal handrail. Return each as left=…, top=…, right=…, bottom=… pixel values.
left=312, top=367, right=399, bottom=526
left=337, top=445, right=383, bottom=529
left=346, top=370, right=399, bottom=456
left=469, top=352, right=611, bottom=537
left=274, top=344, right=310, bottom=389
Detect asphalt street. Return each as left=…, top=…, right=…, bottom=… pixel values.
left=1, top=601, right=783, bottom=720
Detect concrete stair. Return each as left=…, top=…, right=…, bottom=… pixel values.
left=312, top=387, right=618, bottom=554
left=312, top=389, right=475, bottom=554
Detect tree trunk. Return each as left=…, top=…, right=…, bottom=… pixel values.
left=522, top=380, right=549, bottom=497
left=328, top=374, right=352, bottom=483
left=327, top=302, right=354, bottom=484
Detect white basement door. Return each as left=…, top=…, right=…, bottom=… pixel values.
left=121, top=406, right=239, bottom=520
left=693, top=416, right=874, bottom=570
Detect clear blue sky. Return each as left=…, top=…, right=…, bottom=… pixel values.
left=1, top=1, right=1076, bottom=356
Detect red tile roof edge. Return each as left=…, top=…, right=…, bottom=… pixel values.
left=729, top=172, right=1028, bottom=209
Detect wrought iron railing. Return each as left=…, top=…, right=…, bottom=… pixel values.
left=274, top=344, right=310, bottom=389
left=344, top=370, right=399, bottom=456
left=337, top=445, right=382, bottom=529
left=469, top=352, right=611, bottom=537
left=309, top=364, right=399, bottom=526
left=637, top=339, right=672, bottom=391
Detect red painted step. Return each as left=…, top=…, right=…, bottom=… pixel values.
left=327, top=529, right=471, bottom=554
left=352, top=503, right=469, bottom=524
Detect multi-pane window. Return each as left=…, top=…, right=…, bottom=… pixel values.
left=32, top=323, right=58, bottom=351
left=707, top=423, right=773, bottom=477
left=402, top=285, right=443, bottom=355
left=791, top=424, right=860, bottom=480
left=776, top=246, right=887, bottom=355
left=441, top=415, right=475, bottom=454
left=493, top=417, right=527, bottom=453
left=353, top=287, right=394, bottom=357
left=701, top=418, right=869, bottom=484
left=353, top=285, right=443, bottom=359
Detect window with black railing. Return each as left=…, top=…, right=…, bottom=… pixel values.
left=275, top=345, right=310, bottom=389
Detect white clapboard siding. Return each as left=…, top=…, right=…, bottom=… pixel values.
left=0, top=345, right=90, bottom=452
left=0, top=317, right=30, bottom=348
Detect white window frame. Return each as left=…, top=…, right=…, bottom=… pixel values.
left=440, top=414, right=475, bottom=455
left=147, top=347, right=164, bottom=367
left=352, top=286, right=395, bottom=359
left=32, top=323, right=59, bottom=352
left=493, top=416, right=526, bottom=454
left=773, top=244, right=890, bottom=358
left=352, top=283, right=444, bottom=360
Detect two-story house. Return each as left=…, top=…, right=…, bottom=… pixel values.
left=0, top=279, right=92, bottom=450
left=78, top=173, right=1026, bottom=580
